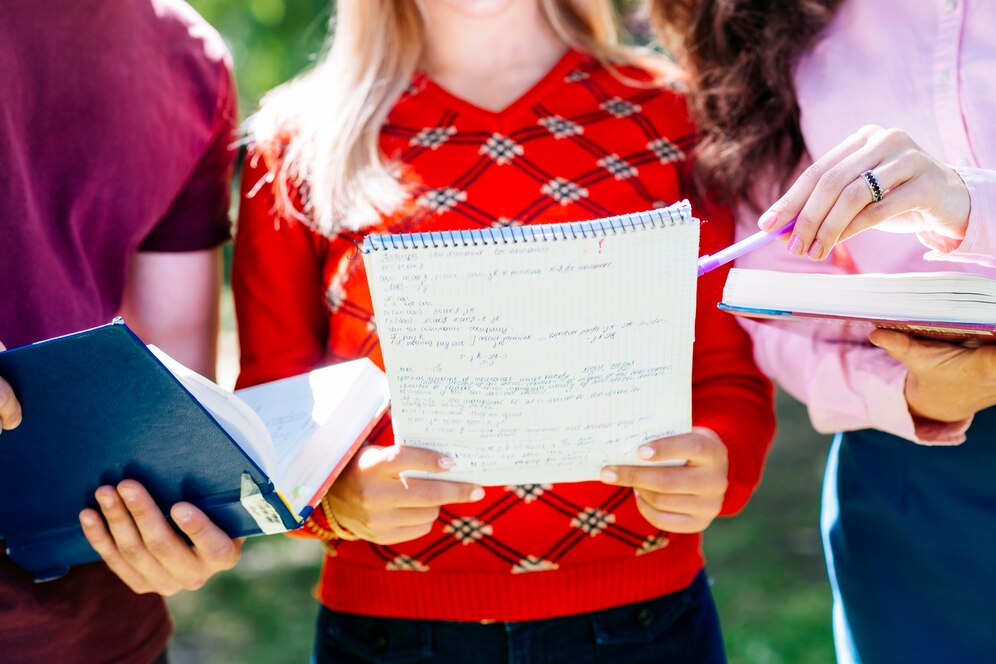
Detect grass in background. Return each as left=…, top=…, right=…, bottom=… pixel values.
left=168, top=536, right=322, bottom=663
left=705, top=392, right=834, bottom=664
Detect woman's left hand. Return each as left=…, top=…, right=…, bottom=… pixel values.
left=870, top=329, right=996, bottom=422
left=599, top=427, right=728, bottom=534
left=759, top=125, right=971, bottom=260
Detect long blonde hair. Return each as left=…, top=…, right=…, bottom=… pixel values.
left=251, top=0, right=639, bottom=236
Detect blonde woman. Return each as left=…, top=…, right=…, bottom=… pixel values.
left=234, top=1, right=774, bottom=661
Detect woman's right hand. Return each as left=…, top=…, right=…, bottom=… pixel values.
left=0, top=342, right=24, bottom=432
left=326, top=445, right=485, bottom=545
left=758, top=125, right=972, bottom=259
left=870, top=330, right=996, bottom=423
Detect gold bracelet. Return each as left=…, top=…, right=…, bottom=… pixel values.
left=303, top=515, right=338, bottom=541
left=302, top=519, right=340, bottom=557
left=321, top=494, right=360, bottom=541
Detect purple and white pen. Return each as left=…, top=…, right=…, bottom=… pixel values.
left=696, top=217, right=797, bottom=277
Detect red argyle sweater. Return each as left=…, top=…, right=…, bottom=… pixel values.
left=234, top=50, right=774, bottom=621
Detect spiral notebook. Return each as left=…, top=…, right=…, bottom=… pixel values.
left=362, top=201, right=700, bottom=486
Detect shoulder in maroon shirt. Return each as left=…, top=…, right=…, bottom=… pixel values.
left=0, top=1, right=236, bottom=662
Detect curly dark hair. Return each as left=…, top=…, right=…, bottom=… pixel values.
left=650, top=0, right=844, bottom=208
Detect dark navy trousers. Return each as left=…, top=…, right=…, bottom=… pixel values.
left=313, top=570, right=725, bottom=663
left=823, top=407, right=996, bottom=663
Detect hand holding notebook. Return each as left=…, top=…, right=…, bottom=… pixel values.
left=869, top=328, right=996, bottom=423
left=597, top=427, right=729, bottom=534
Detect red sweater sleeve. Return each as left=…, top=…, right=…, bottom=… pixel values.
left=232, top=152, right=330, bottom=389
left=691, top=201, right=776, bottom=516
left=233, top=152, right=341, bottom=540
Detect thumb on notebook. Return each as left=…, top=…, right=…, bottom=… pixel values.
left=868, top=329, right=960, bottom=366
left=868, top=329, right=913, bottom=356
left=869, top=329, right=956, bottom=359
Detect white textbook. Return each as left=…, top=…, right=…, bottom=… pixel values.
left=362, top=201, right=699, bottom=486
left=720, top=268, right=996, bottom=343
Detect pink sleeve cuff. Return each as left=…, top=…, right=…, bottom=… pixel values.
left=910, top=415, right=972, bottom=445
left=862, top=359, right=970, bottom=445
left=808, top=348, right=969, bottom=445
left=923, top=167, right=996, bottom=267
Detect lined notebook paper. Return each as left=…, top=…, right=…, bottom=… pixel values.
left=362, top=201, right=699, bottom=486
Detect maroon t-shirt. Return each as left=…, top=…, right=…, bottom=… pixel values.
left=0, top=1, right=236, bottom=662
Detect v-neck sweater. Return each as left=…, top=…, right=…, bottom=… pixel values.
left=234, top=49, right=775, bottom=621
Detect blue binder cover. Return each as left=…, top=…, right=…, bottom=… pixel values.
left=0, top=321, right=300, bottom=581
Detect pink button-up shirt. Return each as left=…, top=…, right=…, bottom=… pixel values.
left=735, top=0, right=996, bottom=444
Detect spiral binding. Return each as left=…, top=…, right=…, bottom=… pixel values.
left=360, top=200, right=694, bottom=254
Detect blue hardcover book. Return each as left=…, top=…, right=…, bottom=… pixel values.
left=0, top=320, right=388, bottom=581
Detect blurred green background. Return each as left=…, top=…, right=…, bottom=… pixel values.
left=173, top=1, right=836, bottom=662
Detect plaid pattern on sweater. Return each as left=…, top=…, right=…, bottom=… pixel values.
left=234, top=50, right=775, bottom=621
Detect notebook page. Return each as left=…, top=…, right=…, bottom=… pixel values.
left=365, top=210, right=699, bottom=486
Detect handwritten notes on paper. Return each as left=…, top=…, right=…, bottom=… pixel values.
left=364, top=212, right=700, bottom=486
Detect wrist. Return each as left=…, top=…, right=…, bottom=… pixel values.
left=902, top=374, right=963, bottom=422
left=321, top=494, right=360, bottom=541
left=903, top=373, right=929, bottom=420
left=982, top=349, right=996, bottom=409
left=946, top=166, right=972, bottom=241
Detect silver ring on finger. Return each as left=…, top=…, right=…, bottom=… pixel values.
left=860, top=169, right=884, bottom=203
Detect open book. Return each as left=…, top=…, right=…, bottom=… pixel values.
left=151, top=347, right=388, bottom=518
left=362, top=201, right=699, bottom=486
left=0, top=321, right=388, bottom=580
left=720, top=268, right=996, bottom=342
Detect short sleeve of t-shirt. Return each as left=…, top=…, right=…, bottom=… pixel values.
left=139, top=63, right=237, bottom=252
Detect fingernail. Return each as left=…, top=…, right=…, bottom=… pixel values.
left=600, top=468, right=618, bottom=482
left=808, top=240, right=824, bottom=260
left=758, top=210, right=777, bottom=230
left=173, top=505, right=192, bottom=524
left=119, top=487, right=137, bottom=503
left=787, top=234, right=804, bottom=256
left=438, top=456, right=454, bottom=470
left=638, top=446, right=655, bottom=460
left=469, top=487, right=485, bottom=501
left=80, top=511, right=96, bottom=527
left=97, top=491, right=115, bottom=509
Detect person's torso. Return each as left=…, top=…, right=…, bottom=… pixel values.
left=304, top=51, right=713, bottom=620
left=0, top=1, right=230, bottom=661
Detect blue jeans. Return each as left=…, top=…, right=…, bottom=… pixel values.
left=313, top=569, right=725, bottom=663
